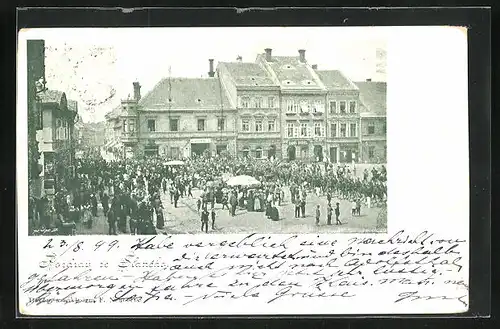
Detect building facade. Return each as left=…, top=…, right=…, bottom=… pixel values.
left=316, top=69, right=362, bottom=163
left=104, top=50, right=387, bottom=164
left=36, top=90, right=78, bottom=196
left=110, top=64, right=236, bottom=159
left=257, top=49, right=328, bottom=162
left=218, top=60, right=281, bottom=159
left=356, top=81, right=387, bottom=163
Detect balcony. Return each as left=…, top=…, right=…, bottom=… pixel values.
left=328, top=111, right=359, bottom=117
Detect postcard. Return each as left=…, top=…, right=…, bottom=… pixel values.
left=17, top=26, right=469, bottom=316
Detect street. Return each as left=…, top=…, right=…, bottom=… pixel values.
left=75, top=185, right=387, bottom=235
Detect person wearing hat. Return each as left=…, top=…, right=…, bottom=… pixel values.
left=201, top=207, right=209, bottom=233
left=315, top=204, right=321, bottom=226
left=327, top=203, right=333, bottom=225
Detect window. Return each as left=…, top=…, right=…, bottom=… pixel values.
left=243, top=147, right=249, bottom=158
left=256, top=147, right=263, bottom=159
left=268, top=119, right=275, bottom=132
left=242, top=119, right=250, bottom=132
left=314, top=100, right=324, bottom=113
left=350, top=123, right=357, bottom=137
left=330, top=123, right=337, bottom=138
left=287, top=123, right=294, bottom=137
left=170, top=118, right=179, bottom=131
left=368, top=124, right=375, bottom=135
left=123, top=120, right=127, bottom=132
left=382, top=123, right=387, bottom=134
left=241, top=97, right=250, bottom=108
left=129, top=121, right=135, bottom=132
left=300, top=100, right=309, bottom=113
left=384, top=146, right=387, bottom=158
left=340, top=101, right=346, bottom=114
left=300, top=123, right=308, bottom=137
left=147, top=119, right=156, bottom=132
left=368, top=146, right=375, bottom=159
left=254, top=97, right=262, bottom=108
left=329, top=101, right=337, bottom=114
left=349, top=101, right=356, bottom=113
left=314, top=122, right=321, bottom=136
left=340, top=123, right=347, bottom=137
left=268, top=97, right=275, bottom=108
left=217, top=118, right=225, bottom=131
left=286, top=100, right=296, bottom=113
left=255, top=119, right=263, bottom=132
left=197, top=119, right=205, bottom=131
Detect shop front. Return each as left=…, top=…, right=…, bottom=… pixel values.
left=339, top=143, right=360, bottom=163
left=190, top=138, right=211, bottom=157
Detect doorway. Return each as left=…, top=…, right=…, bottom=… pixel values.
left=330, top=147, right=338, bottom=163
left=314, top=145, right=323, bottom=162
left=268, top=145, right=277, bottom=159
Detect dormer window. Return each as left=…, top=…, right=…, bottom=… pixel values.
left=282, top=65, right=294, bottom=69
left=283, top=80, right=294, bottom=85
left=197, top=98, right=202, bottom=103
left=302, top=80, right=314, bottom=85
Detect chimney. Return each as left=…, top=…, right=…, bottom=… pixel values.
left=264, top=48, right=272, bottom=61
left=311, top=64, right=318, bottom=70
left=133, top=82, right=141, bottom=101
left=366, top=78, right=372, bottom=82
left=298, top=49, right=306, bottom=63
left=208, top=59, right=215, bottom=77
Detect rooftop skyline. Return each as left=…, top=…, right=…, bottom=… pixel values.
left=24, top=27, right=387, bottom=123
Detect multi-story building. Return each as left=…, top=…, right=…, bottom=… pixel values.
left=104, top=50, right=386, bottom=164
left=315, top=69, right=362, bottom=163
left=111, top=60, right=235, bottom=159
left=104, top=106, right=124, bottom=158
left=356, top=80, right=387, bottom=163
left=217, top=59, right=281, bottom=159
left=36, top=89, right=78, bottom=196
left=257, top=49, right=328, bottom=161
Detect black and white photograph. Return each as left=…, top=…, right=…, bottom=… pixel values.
left=17, top=21, right=473, bottom=317
left=26, top=27, right=387, bottom=236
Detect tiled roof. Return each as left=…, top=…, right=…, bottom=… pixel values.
left=220, top=62, right=276, bottom=87
left=139, top=77, right=232, bottom=109
left=105, top=105, right=122, bottom=120
left=354, top=81, right=387, bottom=115
left=264, top=55, right=321, bottom=87
left=316, top=70, right=358, bottom=90
left=38, top=89, right=64, bottom=104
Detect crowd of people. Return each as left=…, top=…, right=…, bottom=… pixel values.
left=28, top=152, right=387, bottom=235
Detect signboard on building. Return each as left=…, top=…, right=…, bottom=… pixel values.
left=191, top=138, right=211, bottom=144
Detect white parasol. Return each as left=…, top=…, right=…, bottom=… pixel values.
left=164, top=160, right=185, bottom=166
left=226, top=175, right=261, bottom=187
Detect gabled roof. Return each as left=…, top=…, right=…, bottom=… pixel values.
left=139, top=77, right=232, bottom=109
left=105, top=105, right=122, bottom=120
left=219, top=62, right=276, bottom=87
left=316, top=70, right=359, bottom=90
left=262, top=55, right=323, bottom=89
left=38, top=89, right=64, bottom=104
left=354, top=81, right=387, bottom=115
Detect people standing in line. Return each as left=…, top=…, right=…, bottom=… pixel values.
left=327, top=203, right=332, bottom=225
left=315, top=205, right=321, bottom=226
left=335, top=202, right=342, bottom=225
left=211, top=207, right=216, bottom=230
left=201, top=207, right=209, bottom=233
